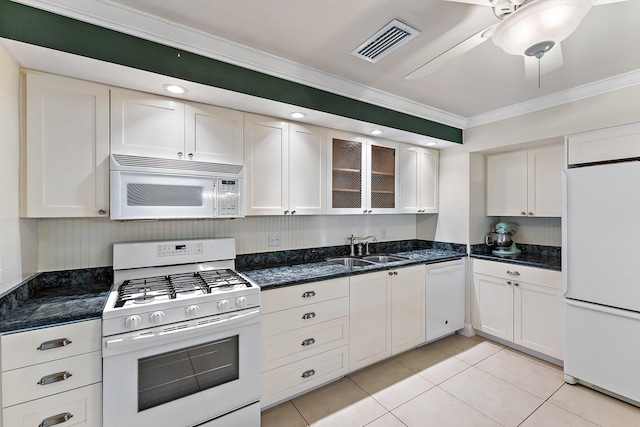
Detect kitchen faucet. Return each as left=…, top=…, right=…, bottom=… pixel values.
left=348, top=234, right=377, bottom=256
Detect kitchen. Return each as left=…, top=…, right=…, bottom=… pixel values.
left=1, top=0, right=640, bottom=426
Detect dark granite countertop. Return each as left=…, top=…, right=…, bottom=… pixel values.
left=469, top=244, right=561, bottom=271
left=241, top=247, right=466, bottom=290
left=0, top=268, right=112, bottom=334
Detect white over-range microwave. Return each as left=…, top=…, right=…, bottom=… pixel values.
left=110, top=154, right=244, bottom=220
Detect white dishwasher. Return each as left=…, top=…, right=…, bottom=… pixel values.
left=425, top=259, right=466, bottom=342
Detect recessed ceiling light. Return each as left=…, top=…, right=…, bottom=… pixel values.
left=426, top=142, right=438, bottom=146
left=289, top=112, right=306, bottom=119
left=370, top=130, right=383, bottom=135
left=163, top=84, right=187, bottom=94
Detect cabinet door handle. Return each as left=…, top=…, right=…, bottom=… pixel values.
left=528, top=212, right=533, bottom=216
left=98, top=209, right=106, bottom=215
left=37, top=371, right=73, bottom=386
left=177, top=152, right=183, bottom=158
left=507, top=281, right=512, bottom=285
left=301, top=338, right=316, bottom=346
left=301, top=291, right=316, bottom=298
left=291, top=210, right=296, bottom=215
left=39, top=412, right=73, bottom=427
left=506, top=270, right=520, bottom=276
left=302, top=312, right=316, bottom=320
left=363, top=210, right=368, bottom=214
left=284, top=210, right=290, bottom=214
left=521, top=211, right=526, bottom=216
left=514, top=282, right=520, bottom=287
left=301, top=369, right=316, bottom=378
left=388, top=271, right=394, bottom=276
left=37, top=338, right=72, bottom=351
left=188, top=153, right=193, bottom=159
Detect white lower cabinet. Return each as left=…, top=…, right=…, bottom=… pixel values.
left=350, top=265, right=425, bottom=371
left=261, top=278, right=350, bottom=408
left=0, top=319, right=102, bottom=427
left=472, top=259, right=563, bottom=359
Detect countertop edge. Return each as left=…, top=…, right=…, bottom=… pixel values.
left=469, top=253, right=561, bottom=272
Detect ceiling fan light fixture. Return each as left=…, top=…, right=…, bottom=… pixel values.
left=492, top=0, right=592, bottom=56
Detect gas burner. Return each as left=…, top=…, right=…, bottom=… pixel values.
left=113, top=269, right=252, bottom=308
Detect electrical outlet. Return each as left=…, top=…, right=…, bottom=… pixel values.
left=380, top=227, right=387, bottom=239
left=268, top=233, right=281, bottom=247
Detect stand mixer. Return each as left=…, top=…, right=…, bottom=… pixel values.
left=485, top=222, right=521, bottom=257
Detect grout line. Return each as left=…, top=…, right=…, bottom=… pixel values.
left=289, top=399, right=312, bottom=426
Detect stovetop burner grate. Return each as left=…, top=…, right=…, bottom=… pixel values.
left=114, top=269, right=251, bottom=307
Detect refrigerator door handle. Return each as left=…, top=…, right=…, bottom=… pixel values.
left=562, top=170, right=569, bottom=297
left=565, top=298, right=640, bottom=321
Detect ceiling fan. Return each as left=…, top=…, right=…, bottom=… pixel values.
left=405, top=0, right=627, bottom=81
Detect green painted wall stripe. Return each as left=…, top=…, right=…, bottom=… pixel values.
left=0, top=0, right=463, bottom=143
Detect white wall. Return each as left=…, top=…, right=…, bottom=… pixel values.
left=0, top=45, right=38, bottom=294
left=37, top=214, right=416, bottom=271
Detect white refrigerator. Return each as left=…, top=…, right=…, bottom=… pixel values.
left=563, top=161, right=640, bottom=405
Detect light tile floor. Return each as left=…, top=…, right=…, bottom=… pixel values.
left=261, top=334, right=640, bottom=427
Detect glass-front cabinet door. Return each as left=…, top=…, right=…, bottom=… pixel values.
left=327, top=131, right=399, bottom=214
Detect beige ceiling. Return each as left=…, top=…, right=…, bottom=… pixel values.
left=8, top=0, right=640, bottom=130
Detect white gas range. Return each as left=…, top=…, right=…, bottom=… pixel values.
left=102, top=238, right=261, bottom=427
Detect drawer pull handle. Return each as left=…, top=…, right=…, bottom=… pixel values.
left=302, top=312, right=316, bottom=320
left=506, top=270, right=520, bottom=276
left=302, top=291, right=316, bottom=298
left=37, top=371, right=73, bottom=386
left=39, top=412, right=74, bottom=427
left=301, top=369, right=316, bottom=378
left=37, top=338, right=72, bottom=351
left=301, top=338, right=316, bottom=346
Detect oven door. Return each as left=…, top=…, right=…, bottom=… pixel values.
left=110, top=171, right=216, bottom=219
left=102, top=309, right=260, bottom=427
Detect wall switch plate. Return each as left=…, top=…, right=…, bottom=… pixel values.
left=380, top=228, right=387, bottom=239
left=268, top=233, right=281, bottom=247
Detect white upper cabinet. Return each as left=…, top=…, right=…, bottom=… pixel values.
left=289, top=122, right=327, bottom=215
left=111, top=87, right=243, bottom=164
left=327, top=131, right=399, bottom=214
left=184, top=102, right=244, bottom=164
left=23, top=72, right=110, bottom=217
left=399, top=144, right=439, bottom=213
left=243, top=114, right=326, bottom=216
left=486, top=145, right=563, bottom=217
left=568, top=121, right=640, bottom=165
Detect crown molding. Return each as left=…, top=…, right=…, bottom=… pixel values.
left=12, top=0, right=467, bottom=129
left=465, top=69, right=640, bottom=128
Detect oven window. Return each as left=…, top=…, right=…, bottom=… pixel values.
left=138, top=336, right=239, bottom=411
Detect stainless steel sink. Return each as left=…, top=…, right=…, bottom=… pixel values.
left=362, top=255, right=408, bottom=264
left=326, top=257, right=376, bottom=267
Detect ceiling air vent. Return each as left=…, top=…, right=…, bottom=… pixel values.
left=351, top=19, right=420, bottom=63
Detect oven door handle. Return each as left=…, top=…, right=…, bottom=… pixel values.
left=105, top=309, right=260, bottom=351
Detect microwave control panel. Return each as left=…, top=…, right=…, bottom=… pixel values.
left=216, top=179, right=242, bottom=216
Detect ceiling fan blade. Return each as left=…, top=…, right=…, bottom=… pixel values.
left=405, top=24, right=497, bottom=80
left=524, top=43, right=563, bottom=80
left=442, top=0, right=493, bottom=6
left=592, top=0, right=628, bottom=5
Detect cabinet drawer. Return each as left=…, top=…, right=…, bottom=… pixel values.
left=2, top=351, right=102, bottom=408
left=262, top=316, right=349, bottom=372
left=1, top=320, right=101, bottom=371
left=3, top=382, right=102, bottom=427
left=261, top=345, right=349, bottom=408
left=261, top=297, right=349, bottom=337
left=473, top=259, right=561, bottom=289
left=261, top=277, right=349, bottom=314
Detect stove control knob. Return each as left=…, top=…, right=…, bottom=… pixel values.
left=218, top=300, right=230, bottom=311
left=236, top=297, right=247, bottom=308
left=185, top=305, right=200, bottom=317
left=124, top=315, right=142, bottom=329
left=149, top=311, right=166, bottom=325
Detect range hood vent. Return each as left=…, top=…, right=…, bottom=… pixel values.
left=111, top=154, right=243, bottom=175
left=351, top=19, right=420, bottom=63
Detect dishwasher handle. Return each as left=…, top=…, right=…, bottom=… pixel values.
left=426, top=262, right=464, bottom=275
